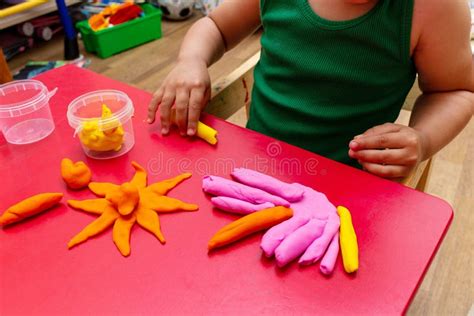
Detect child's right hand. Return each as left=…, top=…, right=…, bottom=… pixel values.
left=147, top=58, right=211, bottom=136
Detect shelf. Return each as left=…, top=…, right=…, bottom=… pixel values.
left=0, top=0, right=81, bottom=30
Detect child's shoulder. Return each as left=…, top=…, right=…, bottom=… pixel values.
left=411, top=0, right=470, bottom=51
left=413, top=0, right=469, bottom=27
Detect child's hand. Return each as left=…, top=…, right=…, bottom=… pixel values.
left=147, top=59, right=211, bottom=136
left=348, top=123, right=427, bottom=178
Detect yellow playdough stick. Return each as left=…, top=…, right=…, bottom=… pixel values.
left=0, top=193, right=63, bottom=226
left=337, top=206, right=359, bottom=273
left=147, top=173, right=192, bottom=196
left=68, top=209, right=118, bottom=248
left=196, top=121, right=218, bottom=145
left=67, top=199, right=115, bottom=215
left=135, top=206, right=166, bottom=244
left=113, top=215, right=136, bottom=257
left=170, top=109, right=218, bottom=145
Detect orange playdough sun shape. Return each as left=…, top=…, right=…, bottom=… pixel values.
left=67, top=162, right=198, bottom=256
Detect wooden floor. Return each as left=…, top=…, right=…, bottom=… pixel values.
left=7, top=13, right=473, bottom=315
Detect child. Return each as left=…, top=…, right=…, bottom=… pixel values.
left=147, top=0, right=473, bottom=178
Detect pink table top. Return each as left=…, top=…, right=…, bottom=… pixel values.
left=0, top=66, right=453, bottom=315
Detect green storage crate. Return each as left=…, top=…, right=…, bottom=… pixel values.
left=77, top=4, right=162, bottom=58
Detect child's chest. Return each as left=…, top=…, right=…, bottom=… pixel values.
left=306, top=0, right=420, bottom=55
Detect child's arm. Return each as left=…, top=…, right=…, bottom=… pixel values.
left=349, top=0, right=473, bottom=178
left=147, top=1, right=261, bottom=136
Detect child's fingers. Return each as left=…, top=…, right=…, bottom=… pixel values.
left=355, top=124, right=398, bottom=138
left=349, top=148, right=408, bottom=165
left=349, top=132, right=406, bottom=151
left=174, top=88, right=190, bottom=135
left=187, top=88, right=205, bottom=136
left=159, top=89, right=175, bottom=135
left=356, top=123, right=402, bottom=138
left=147, top=88, right=164, bottom=124
left=359, top=161, right=411, bottom=178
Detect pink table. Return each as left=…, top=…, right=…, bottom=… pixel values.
left=0, top=66, right=452, bottom=315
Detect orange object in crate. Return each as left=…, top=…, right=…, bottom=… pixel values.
left=88, top=14, right=109, bottom=31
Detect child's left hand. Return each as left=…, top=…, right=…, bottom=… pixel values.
left=348, top=123, right=427, bottom=178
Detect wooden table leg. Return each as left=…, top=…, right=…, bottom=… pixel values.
left=0, top=49, right=13, bottom=84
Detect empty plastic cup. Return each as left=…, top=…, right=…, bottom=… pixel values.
left=67, top=90, right=135, bottom=159
left=0, top=80, right=57, bottom=144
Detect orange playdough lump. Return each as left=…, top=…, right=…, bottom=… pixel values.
left=106, top=182, right=140, bottom=216
left=61, top=158, right=92, bottom=190
left=0, top=193, right=63, bottom=226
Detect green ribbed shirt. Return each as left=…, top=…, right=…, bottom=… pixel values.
left=247, top=0, right=416, bottom=166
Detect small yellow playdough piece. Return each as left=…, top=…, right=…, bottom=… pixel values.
left=79, top=104, right=124, bottom=152
left=196, top=121, right=218, bottom=145
left=170, top=108, right=218, bottom=145
left=337, top=206, right=359, bottom=273
left=0, top=193, right=63, bottom=226
left=61, top=158, right=92, bottom=190
left=67, top=161, right=198, bottom=256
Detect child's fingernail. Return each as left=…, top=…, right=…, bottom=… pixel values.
left=354, top=134, right=363, bottom=139
left=161, top=127, right=169, bottom=135
left=349, top=141, right=359, bottom=149
left=187, top=128, right=195, bottom=136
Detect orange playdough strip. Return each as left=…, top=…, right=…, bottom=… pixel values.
left=0, top=193, right=63, bottom=226
left=68, top=209, right=118, bottom=249
left=113, top=215, right=136, bottom=257
left=149, top=195, right=199, bottom=213
left=130, top=161, right=147, bottom=189
left=67, top=198, right=115, bottom=215
left=89, top=182, right=119, bottom=197
left=61, top=158, right=92, bottom=190
left=135, top=206, right=166, bottom=243
left=208, top=206, right=293, bottom=251
left=147, top=173, right=192, bottom=196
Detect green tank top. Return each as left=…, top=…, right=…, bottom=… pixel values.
left=247, top=0, right=416, bottom=167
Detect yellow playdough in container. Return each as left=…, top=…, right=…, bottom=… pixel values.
left=67, top=90, right=135, bottom=159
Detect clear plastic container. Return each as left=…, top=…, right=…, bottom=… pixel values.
left=0, top=80, right=57, bottom=145
left=67, top=90, right=135, bottom=159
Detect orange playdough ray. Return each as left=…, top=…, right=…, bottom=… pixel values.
left=68, top=198, right=115, bottom=215
left=147, top=173, right=192, bottom=196
left=113, top=215, right=136, bottom=256
left=135, top=205, right=166, bottom=243
left=68, top=209, right=119, bottom=248
left=130, top=161, right=147, bottom=189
